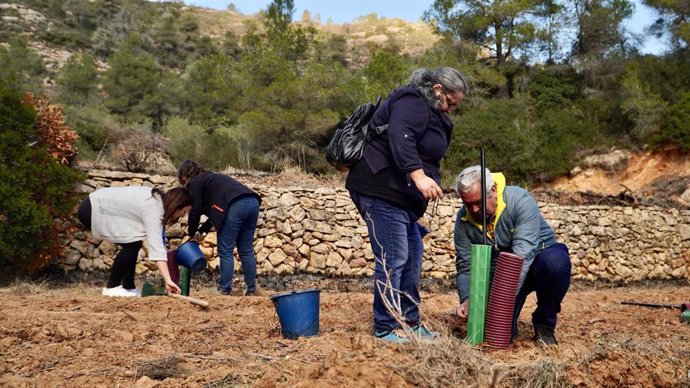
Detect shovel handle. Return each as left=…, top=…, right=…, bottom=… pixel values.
left=170, top=292, right=209, bottom=307
left=621, top=301, right=678, bottom=309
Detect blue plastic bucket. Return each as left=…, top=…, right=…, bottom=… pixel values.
left=270, top=288, right=320, bottom=339
left=175, top=241, right=207, bottom=272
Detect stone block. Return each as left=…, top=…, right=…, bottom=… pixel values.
left=256, top=247, right=270, bottom=263
left=308, top=209, right=329, bottom=221
left=264, top=235, right=283, bottom=248
left=349, top=257, right=367, bottom=268
left=268, top=249, right=288, bottom=266
left=311, top=243, right=329, bottom=254
left=64, top=249, right=81, bottom=266
left=298, top=244, right=310, bottom=256
left=336, top=261, right=352, bottom=276
left=78, top=258, right=92, bottom=271
left=326, top=251, right=343, bottom=268
left=309, top=252, right=327, bottom=269
left=278, top=192, right=300, bottom=207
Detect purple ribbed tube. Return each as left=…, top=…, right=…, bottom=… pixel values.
left=485, top=252, right=524, bottom=348
left=167, top=249, right=179, bottom=285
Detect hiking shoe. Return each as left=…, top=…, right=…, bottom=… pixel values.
left=102, top=286, right=137, bottom=297
left=374, top=329, right=410, bottom=344
left=411, top=323, right=438, bottom=339
left=533, top=325, right=558, bottom=346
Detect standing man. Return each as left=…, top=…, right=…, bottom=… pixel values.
left=453, top=166, right=571, bottom=345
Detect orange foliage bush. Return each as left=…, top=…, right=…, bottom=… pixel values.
left=5, top=93, right=84, bottom=273
left=23, top=93, right=79, bottom=165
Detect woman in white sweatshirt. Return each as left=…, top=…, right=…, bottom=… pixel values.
left=77, top=186, right=193, bottom=297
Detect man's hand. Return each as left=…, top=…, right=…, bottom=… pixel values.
left=455, top=299, right=469, bottom=319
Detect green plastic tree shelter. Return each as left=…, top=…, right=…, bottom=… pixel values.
left=180, top=267, right=191, bottom=296
left=467, top=149, right=492, bottom=345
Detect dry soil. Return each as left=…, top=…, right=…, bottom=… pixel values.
left=1, top=281, right=689, bottom=387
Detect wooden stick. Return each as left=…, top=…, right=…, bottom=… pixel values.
left=170, top=293, right=209, bottom=307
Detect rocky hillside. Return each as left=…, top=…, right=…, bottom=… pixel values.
left=1, top=1, right=437, bottom=78
left=194, top=7, right=438, bottom=63
left=4, top=1, right=687, bottom=206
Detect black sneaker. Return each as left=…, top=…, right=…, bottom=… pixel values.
left=533, top=325, right=558, bottom=346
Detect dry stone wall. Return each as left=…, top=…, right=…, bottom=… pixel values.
left=61, top=170, right=690, bottom=282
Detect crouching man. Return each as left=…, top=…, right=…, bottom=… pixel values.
left=453, top=166, right=571, bottom=345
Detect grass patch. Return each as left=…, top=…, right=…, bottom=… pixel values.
left=203, top=373, right=249, bottom=388
left=134, top=354, right=183, bottom=381
left=9, top=277, right=49, bottom=296
left=394, top=323, right=570, bottom=387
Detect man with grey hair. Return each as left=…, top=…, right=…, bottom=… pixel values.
left=453, top=166, right=571, bottom=345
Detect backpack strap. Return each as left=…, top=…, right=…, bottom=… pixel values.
left=370, top=123, right=389, bottom=137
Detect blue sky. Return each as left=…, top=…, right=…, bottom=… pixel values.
left=181, top=0, right=665, bottom=55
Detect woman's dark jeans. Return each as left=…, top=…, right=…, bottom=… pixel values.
left=217, top=195, right=260, bottom=294
left=350, top=192, right=423, bottom=333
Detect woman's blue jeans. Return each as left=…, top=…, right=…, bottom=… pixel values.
left=217, top=195, right=260, bottom=294
left=350, top=192, right=423, bottom=333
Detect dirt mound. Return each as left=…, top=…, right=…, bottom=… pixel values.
left=1, top=282, right=689, bottom=386
left=549, top=148, right=690, bottom=208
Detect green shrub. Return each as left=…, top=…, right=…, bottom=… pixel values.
left=528, top=65, right=583, bottom=112
left=654, top=92, right=690, bottom=150
left=56, top=53, right=99, bottom=105
left=0, top=88, right=84, bottom=273
left=163, top=117, right=243, bottom=171
left=531, top=109, right=604, bottom=181
left=63, top=104, right=117, bottom=154
left=0, top=37, right=45, bottom=94
left=40, top=29, right=90, bottom=49
left=442, top=97, right=537, bottom=186
left=442, top=96, right=606, bottom=186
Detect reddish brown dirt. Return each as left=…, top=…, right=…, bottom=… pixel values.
left=550, top=150, right=690, bottom=199
left=1, top=282, right=689, bottom=387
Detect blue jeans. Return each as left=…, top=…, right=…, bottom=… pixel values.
left=350, top=192, right=423, bottom=333
left=512, top=243, right=571, bottom=337
left=217, top=195, right=260, bottom=294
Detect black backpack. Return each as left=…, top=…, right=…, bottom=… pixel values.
left=326, top=97, right=389, bottom=171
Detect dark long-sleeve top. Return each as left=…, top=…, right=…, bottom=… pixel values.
left=346, top=86, right=454, bottom=217
left=186, top=172, right=261, bottom=236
